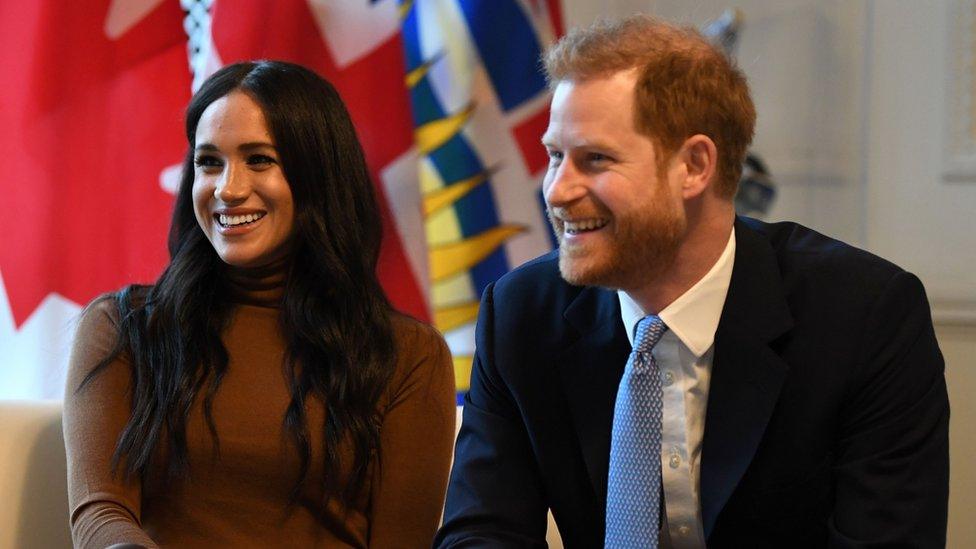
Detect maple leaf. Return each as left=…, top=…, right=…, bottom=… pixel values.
left=0, top=0, right=191, bottom=327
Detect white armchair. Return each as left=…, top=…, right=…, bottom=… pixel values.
left=0, top=399, right=72, bottom=548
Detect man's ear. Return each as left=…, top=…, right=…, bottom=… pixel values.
left=676, top=134, right=718, bottom=199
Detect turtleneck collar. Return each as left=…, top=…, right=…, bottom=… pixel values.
left=223, top=258, right=287, bottom=308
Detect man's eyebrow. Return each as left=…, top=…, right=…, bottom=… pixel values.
left=540, top=138, right=619, bottom=152
left=581, top=143, right=608, bottom=152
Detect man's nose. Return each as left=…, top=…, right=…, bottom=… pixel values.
left=215, top=162, right=249, bottom=203
left=544, top=161, right=587, bottom=207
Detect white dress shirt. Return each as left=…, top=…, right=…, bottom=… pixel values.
left=617, top=229, right=736, bottom=548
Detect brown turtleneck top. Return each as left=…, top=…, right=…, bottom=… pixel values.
left=63, top=267, right=456, bottom=548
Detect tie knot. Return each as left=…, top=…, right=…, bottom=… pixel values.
left=633, top=315, right=667, bottom=353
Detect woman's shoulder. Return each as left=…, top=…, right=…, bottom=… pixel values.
left=76, top=285, right=151, bottom=333
left=383, top=312, right=456, bottom=412
left=389, top=312, right=449, bottom=357
left=71, top=286, right=153, bottom=370
left=67, top=293, right=129, bottom=394
left=387, top=312, right=453, bottom=386
left=76, top=292, right=123, bottom=334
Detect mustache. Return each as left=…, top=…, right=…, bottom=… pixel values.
left=546, top=206, right=607, bottom=222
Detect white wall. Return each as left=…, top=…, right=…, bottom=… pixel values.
left=865, top=4, right=976, bottom=546
left=865, top=1, right=976, bottom=311
left=562, top=1, right=975, bottom=546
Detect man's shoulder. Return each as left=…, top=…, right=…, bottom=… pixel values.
left=741, top=217, right=906, bottom=291
left=494, top=249, right=561, bottom=287
left=487, top=249, right=595, bottom=316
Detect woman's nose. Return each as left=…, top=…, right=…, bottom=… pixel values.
left=215, top=162, right=249, bottom=203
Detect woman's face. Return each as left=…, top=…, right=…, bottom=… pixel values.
left=192, top=91, right=295, bottom=269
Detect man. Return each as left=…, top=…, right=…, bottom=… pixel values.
left=435, top=14, right=949, bottom=549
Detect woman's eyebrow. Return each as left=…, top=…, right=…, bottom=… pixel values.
left=194, top=142, right=276, bottom=152
left=238, top=141, right=276, bottom=152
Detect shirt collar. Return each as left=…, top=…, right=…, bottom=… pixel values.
left=618, top=229, right=736, bottom=357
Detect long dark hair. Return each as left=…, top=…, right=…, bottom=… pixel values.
left=81, top=61, right=396, bottom=506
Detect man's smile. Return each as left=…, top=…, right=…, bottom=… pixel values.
left=562, top=217, right=610, bottom=235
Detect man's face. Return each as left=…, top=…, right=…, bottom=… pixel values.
left=542, top=71, right=686, bottom=291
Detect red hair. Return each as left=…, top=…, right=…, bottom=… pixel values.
left=545, top=15, right=756, bottom=197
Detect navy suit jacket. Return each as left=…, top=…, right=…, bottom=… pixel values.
left=436, top=218, right=949, bottom=548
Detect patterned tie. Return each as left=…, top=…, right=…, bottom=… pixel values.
left=605, top=315, right=668, bottom=548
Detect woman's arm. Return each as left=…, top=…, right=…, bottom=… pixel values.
left=367, top=319, right=456, bottom=547
left=63, top=298, right=158, bottom=549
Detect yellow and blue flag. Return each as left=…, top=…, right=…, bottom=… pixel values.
left=401, top=0, right=563, bottom=400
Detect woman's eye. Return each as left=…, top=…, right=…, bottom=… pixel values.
left=194, top=155, right=222, bottom=169
left=247, top=154, right=277, bottom=166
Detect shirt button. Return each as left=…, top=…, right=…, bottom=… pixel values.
left=662, top=370, right=675, bottom=387
left=669, top=454, right=681, bottom=468
left=678, top=525, right=691, bottom=536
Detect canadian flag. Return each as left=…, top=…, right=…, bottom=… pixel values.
left=0, top=0, right=190, bottom=398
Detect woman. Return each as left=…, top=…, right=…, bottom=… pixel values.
left=63, top=61, right=456, bottom=548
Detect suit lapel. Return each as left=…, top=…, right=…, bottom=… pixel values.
left=557, top=286, right=631, bottom=505
left=700, top=219, right=794, bottom=537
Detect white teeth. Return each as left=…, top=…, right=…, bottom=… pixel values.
left=564, top=218, right=608, bottom=234
left=218, top=212, right=265, bottom=227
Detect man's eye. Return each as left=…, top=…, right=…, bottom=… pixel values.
left=587, top=152, right=610, bottom=163
left=547, top=150, right=564, bottom=165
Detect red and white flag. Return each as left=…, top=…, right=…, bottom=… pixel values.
left=0, top=0, right=190, bottom=398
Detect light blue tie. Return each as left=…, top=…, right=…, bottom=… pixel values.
left=605, top=315, right=668, bottom=548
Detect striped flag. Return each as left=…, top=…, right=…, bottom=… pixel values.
left=401, top=0, right=562, bottom=397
